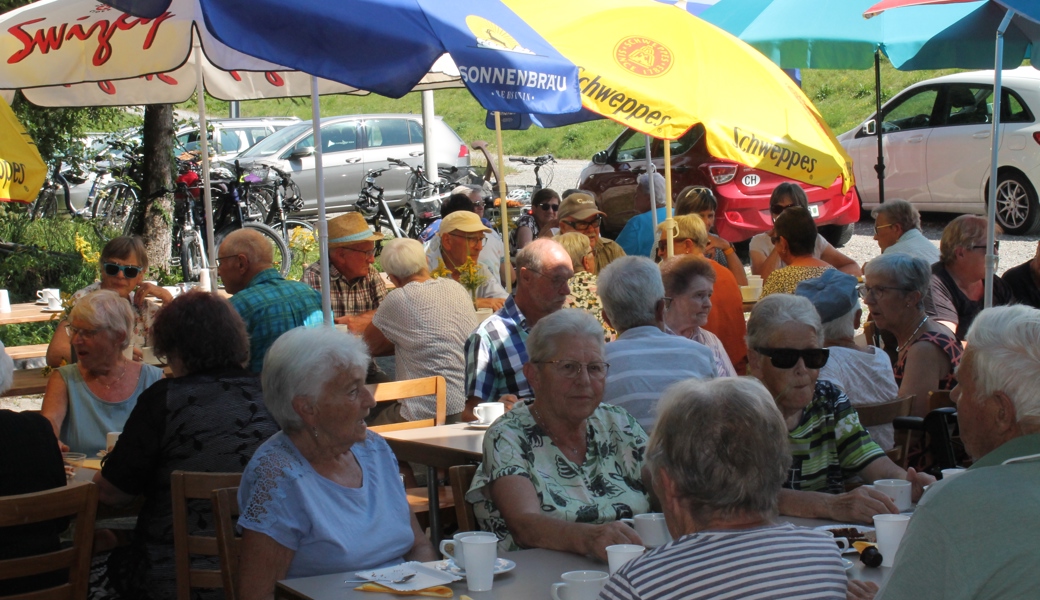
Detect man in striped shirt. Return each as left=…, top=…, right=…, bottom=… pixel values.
left=601, top=377, right=847, bottom=600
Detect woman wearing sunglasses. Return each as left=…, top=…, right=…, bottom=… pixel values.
left=746, top=294, right=934, bottom=525
left=514, top=188, right=561, bottom=251
left=46, top=236, right=173, bottom=367
left=749, top=183, right=860, bottom=280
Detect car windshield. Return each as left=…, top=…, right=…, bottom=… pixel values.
left=237, top=122, right=312, bottom=158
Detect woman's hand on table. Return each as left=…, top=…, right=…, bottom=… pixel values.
left=826, top=486, right=899, bottom=524
left=847, top=579, right=879, bottom=600
left=585, top=521, right=644, bottom=562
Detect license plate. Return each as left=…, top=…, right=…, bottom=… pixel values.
left=809, top=204, right=820, bottom=218
left=742, top=174, right=760, bottom=187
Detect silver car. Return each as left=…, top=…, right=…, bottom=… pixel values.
left=234, top=114, right=471, bottom=217
left=175, top=117, right=302, bottom=162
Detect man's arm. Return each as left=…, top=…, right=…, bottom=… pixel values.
left=778, top=486, right=898, bottom=524
left=335, top=309, right=376, bottom=334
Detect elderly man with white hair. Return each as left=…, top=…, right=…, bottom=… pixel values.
left=860, top=305, right=1040, bottom=600
left=615, top=172, right=667, bottom=258
left=601, top=256, right=716, bottom=431
left=363, top=238, right=475, bottom=424
left=870, top=199, right=939, bottom=264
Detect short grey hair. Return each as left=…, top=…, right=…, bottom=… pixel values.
left=69, top=290, right=134, bottom=349
left=637, top=172, right=667, bottom=208
left=599, top=256, right=665, bottom=331
left=821, top=304, right=859, bottom=342
left=261, top=327, right=370, bottom=432
left=939, top=214, right=988, bottom=266
left=379, top=238, right=429, bottom=279
left=516, top=238, right=566, bottom=283
left=0, top=341, right=13, bottom=395
left=526, top=309, right=605, bottom=364
left=863, top=253, right=931, bottom=309
left=553, top=232, right=591, bottom=270
left=220, top=227, right=273, bottom=266
left=746, top=294, right=822, bottom=350
left=649, top=377, right=790, bottom=525
left=871, top=199, right=921, bottom=232
left=963, top=306, right=1040, bottom=426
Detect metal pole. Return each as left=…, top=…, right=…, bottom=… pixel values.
left=645, top=135, right=658, bottom=257
left=195, top=45, right=217, bottom=292
left=664, top=142, right=674, bottom=259
left=874, top=50, right=885, bottom=204
left=421, top=91, right=438, bottom=184
left=311, top=77, right=333, bottom=325
left=494, top=112, right=511, bottom=292
left=229, top=100, right=240, bottom=119
left=985, top=10, right=1014, bottom=308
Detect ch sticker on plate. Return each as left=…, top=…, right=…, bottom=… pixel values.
left=809, top=204, right=820, bottom=217
left=742, top=174, right=760, bottom=187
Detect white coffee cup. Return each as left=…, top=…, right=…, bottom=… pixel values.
left=461, top=534, right=498, bottom=592
left=0, top=289, right=10, bottom=313
left=439, top=531, right=496, bottom=570
left=551, top=570, right=609, bottom=600
left=606, top=544, right=644, bottom=574
left=873, top=514, right=911, bottom=567
left=140, top=346, right=158, bottom=364
left=199, top=267, right=212, bottom=291
left=621, top=513, right=671, bottom=548
left=46, top=294, right=62, bottom=311
left=874, top=479, right=912, bottom=512
left=823, top=530, right=851, bottom=551
left=162, top=286, right=181, bottom=299
left=37, top=288, right=60, bottom=302
left=106, top=432, right=121, bottom=453
left=747, top=275, right=763, bottom=287
left=941, top=468, right=966, bottom=481
left=474, top=402, right=505, bottom=425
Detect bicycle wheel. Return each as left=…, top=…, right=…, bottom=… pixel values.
left=31, top=187, right=58, bottom=220
left=244, top=188, right=271, bottom=223
left=398, top=207, right=419, bottom=240
left=93, top=183, right=138, bottom=235
left=216, top=222, right=292, bottom=278
left=179, top=229, right=206, bottom=282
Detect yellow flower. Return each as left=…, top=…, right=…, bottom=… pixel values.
left=457, top=257, right=487, bottom=294
left=430, top=258, right=453, bottom=280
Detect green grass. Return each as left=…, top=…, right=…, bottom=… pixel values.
left=180, top=60, right=964, bottom=160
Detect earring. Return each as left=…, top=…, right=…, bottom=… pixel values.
left=311, top=427, right=319, bottom=440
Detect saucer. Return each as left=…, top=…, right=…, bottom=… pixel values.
left=467, top=422, right=492, bottom=430
left=430, top=558, right=515, bottom=576
left=42, top=308, right=65, bottom=313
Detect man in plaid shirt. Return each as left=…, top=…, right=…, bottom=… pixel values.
left=462, top=239, right=574, bottom=421
left=219, top=229, right=322, bottom=372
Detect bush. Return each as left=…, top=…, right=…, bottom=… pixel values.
left=0, top=209, right=102, bottom=304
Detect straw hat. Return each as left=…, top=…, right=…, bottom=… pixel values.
left=328, top=213, right=383, bottom=248
left=558, top=192, right=604, bottom=222
left=440, top=211, right=490, bottom=236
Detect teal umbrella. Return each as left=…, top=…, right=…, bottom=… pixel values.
left=699, top=0, right=1040, bottom=202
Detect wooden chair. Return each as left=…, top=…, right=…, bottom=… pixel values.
left=0, top=482, right=98, bottom=600
left=171, top=471, right=242, bottom=600
left=449, top=465, right=478, bottom=533
left=211, top=487, right=241, bottom=600
left=857, top=395, right=915, bottom=466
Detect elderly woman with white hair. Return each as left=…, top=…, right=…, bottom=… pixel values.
left=466, top=309, right=650, bottom=560
left=237, top=328, right=437, bottom=600
left=363, top=238, right=475, bottom=424
left=41, top=290, right=164, bottom=455
left=659, top=255, right=736, bottom=377
left=746, top=294, right=934, bottom=524
left=601, top=377, right=847, bottom=600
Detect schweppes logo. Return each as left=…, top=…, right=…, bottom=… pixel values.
left=614, top=37, right=673, bottom=77
left=466, top=16, right=534, bottom=54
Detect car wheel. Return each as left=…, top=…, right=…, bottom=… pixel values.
left=994, top=171, right=1040, bottom=235
left=819, top=223, right=854, bottom=248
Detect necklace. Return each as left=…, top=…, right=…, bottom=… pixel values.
left=88, top=362, right=127, bottom=394
left=896, top=316, right=929, bottom=354
left=530, top=403, right=585, bottom=460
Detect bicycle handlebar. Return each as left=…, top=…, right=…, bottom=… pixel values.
left=508, top=154, right=555, bottom=166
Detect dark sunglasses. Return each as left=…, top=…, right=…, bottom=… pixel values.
left=754, top=347, right=829, bottom=369
left=537, top=202, right=560, bottom=212
left=103, top=262, right=142, bottom=278
left=770, top=203, right=795, bottom=216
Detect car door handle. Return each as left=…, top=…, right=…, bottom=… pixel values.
left=409, top=151, right=425, bottom=157
left=344, top=157, right=362, bottom=164
left=973, top=131, right=990, bottom=139
left=908, top=136, right=924, bottom=143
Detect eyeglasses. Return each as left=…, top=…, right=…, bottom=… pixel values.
left=537, top=202, right=560, bottom=212
left=534, top=360, right=610, bottom=379
left=447, top=233, right=485, bottom=248
left=873, top=223, right=895, bottom=234
left=215, top=254, right=242, bottom=267
left=526, top=268, right=571, bottom=288
left=561, top=217, right=600, bottom=232
left=770, top=203, right=795, bottom=216
left=342, top=245, right=378, bottom=257
left=102, top=262, right=142, bottom=278
left=971, top=241, right=1000, bottom=253
left=754, top=347, right=829, bottom=369
left=858, top=284, right=913, bottom=301
left=65, top=325, right=100, bottom=339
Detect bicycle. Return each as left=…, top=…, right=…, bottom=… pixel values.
left=29, top=158, right=73, bottom=220
left=252, top=163, right=316, bottom=269
left=91, top=138, right=144, bottom=235
left=355, top=166, right=405, bottom=244
left=389, top=158, right=455, bottom=239
left=506, top=154, right=556, bottom=202
left=210, top=161, right=292, bottom=278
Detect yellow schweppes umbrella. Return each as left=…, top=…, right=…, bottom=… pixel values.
left=505, top=0, right=854, bottom=193
left=0, top=96, right=46, bottom=203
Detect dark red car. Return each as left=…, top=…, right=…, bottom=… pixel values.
left=578, top=124, right=859, bottom=246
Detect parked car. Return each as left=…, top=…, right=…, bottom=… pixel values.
left=174, top=117, right=301, bottom=162
left=578, top=124, right=859, bottom=245
left=839, top=67, right=1040, bottom=235
left=234, top=114, right=471, bottom=217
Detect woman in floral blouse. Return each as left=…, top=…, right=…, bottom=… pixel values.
left=555, top=232, right=615, bottom=342
left=466, top=309, right=650, bottom=560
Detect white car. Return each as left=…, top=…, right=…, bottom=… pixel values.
left=839, top=67, right=1040, bottom=235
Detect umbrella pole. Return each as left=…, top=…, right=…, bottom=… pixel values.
left=311, top=77, right=333, bottom=326
left=195, top=45, right=217, bottom=292
left=494, top=111, right=511, bottom=293
left=986, top=10, right=1014, bottom=309
left=664, top=141, right=674, bottom=259
left=421, top=91, right=438, bottom=186
left=874, top=50, right=885, bottom=204
left=645, top=135, right=658, bottom=257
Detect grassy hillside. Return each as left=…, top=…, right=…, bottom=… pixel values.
left=183, top=60, right=964, bottom=161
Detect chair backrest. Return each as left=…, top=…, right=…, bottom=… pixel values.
left=367, top=376, right=447, bottom=433
left=449, top=465, right=478, bottom=532
left=856, top=395, right=915, bottom=428
left=211, top=487, right=241, bottom=600
left=0, top=482, right=98, bottom=600
left=171, top=471, right=243, bottom=600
